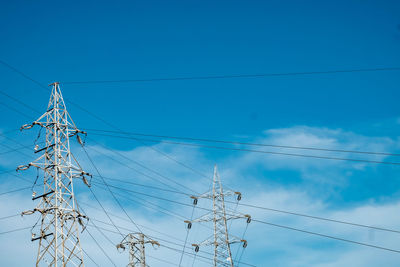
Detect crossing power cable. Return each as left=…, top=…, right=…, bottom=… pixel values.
left=91, top=180, right=400, bottom=239
left=225, top=201, right=400, bottom=235
left=0, top=65, right=219, bottom=192
left=87, top=219, right=256, bottom=267
left=84, top=128, right=400, bottom=157
left=86, top=224, right=217, bottom=266
left=0, top=213, right=20, bottom=220
left=3, top=160, right=400, bottom=238
left=96, top=204, right=400, bottom=258
left=0, top=226, right=31, bottom=235
left=91, top=181, right=243, bottom=241
left=3, top=59, right=400, bottom=257
left=252, top=219, right=400, bottom=254
left=81, top=248, right=100, bottom=267
left=88, top=132, right=400, bottom=166
left=81, top=145, right=143, bottom=234
left=59, top=67, right=400, bottom=84
left=85, top=138, right=196, bottom=194
left=2, top=80, right=209, bottom=194
left=81, top=202, right=186, bottom=244
left=0, top=186, right=31, bottom=196
left=85, top=227, right=117, bottom=267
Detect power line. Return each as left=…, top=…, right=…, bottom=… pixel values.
left=0, top=61, right=217, bottom=191
left=85, top=138, right=196, bottom=194
left=252, top=219, right=400, bottom=254
left=0, top=226, right=31, bottom=235
left=84, top=227, right=117, bottom=267
left=87, top=132, right=400, bottom=166
left=92, top=180, right=400, bottom=238
left=81, top=248, right=100, bottom=267
left=88, top=218, right=256, bottom=267
left=81, top=145, right=143, bottom=234
left=0, top=186, right=31, bottom=196
left=81, top=201, right=186, bottom=244
left=4, top=164, right=400, bottom=238
left=87, top=224, right=217, bottom=266
left=84, top=128, right=400, bottom=157
left=0, top=213, right=20, bottom=220
left=60, top=67, right=400, bottom=85
left=0, top=60, right=45, bottom=88
left=0, top=90, right=41, bottom=114
left=227, top=201, right=400, bottom=235
left=0, top=101, right=33, bottom=120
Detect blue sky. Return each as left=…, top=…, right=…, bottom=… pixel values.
left=1, top=1, right=400, bottom=266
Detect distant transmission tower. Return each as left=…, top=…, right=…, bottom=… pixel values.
left=117, top=233, right=159, bottom=267
left=186, top=165, right=251, bottom=267
left=18, top=82, right=91, bottom=266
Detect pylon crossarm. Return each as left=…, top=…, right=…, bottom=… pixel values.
left=191, top=212, right=214, bottom=223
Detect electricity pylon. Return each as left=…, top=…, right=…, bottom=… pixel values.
left=186, top=165, right=251, bottom=267
left=116, top=233, right=159, bottom=267
left=17, top=82, right=91, bottom=266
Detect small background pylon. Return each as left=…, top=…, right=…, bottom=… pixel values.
left=186, top=165, right=251, bottom=267
left=117, top=233, right=159, bottom=267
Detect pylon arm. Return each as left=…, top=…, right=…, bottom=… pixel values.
left=34, top=143, right=55, bottom=154
left=195, top=189, right=239, bottom=200
left=32, top=190, right=54, bottom=200
left=32, top=232, right=53, bottom=242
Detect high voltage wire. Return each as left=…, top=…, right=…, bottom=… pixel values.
left=85, top=138, right=197, bottom=194
left=4, top=177, right=400, bottom=238
left=91, top=181, right=245, bottom=240
left=82, top=212, right=182, bottom=267
left=89, top=223, right=221, bottom=266
left=81, top=248, right=100, bottom=267
left=90, top=200, right=400, bottom=257
left=225, top=201, right=400, bottom=235
left=103, top=181, right=400, bottom=235
left=59, top=67, right=400, bottom=84
left=81, top=201, right=186, bottom=244
left=87, top=219, right=255, bottom=267
left=0, top=60, right=213, bottom=190
left=0, top=90, right=41, bottom=114
left=81, top=145, right=144, bottom=234
left=252, top=219, right=400, bottom=254
left=3, top=158, right=400, bottom=238
left=84, top=128, right=400, bottom=157
left=0, top=226, right=31, bottom=235
left=0, top=213, right=20, bottom=220
left=3, top=58, right=400, bottom=261
left=85, top=226, right=117, bottom=267
left=0, top=186, right=31, bottom=196
left=90, top=180, right=400, bottom=238
left=87, top=132, right=400, bottom=166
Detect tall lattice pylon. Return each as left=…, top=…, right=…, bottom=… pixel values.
left=186, top=165, right=251, bottom=267
left=17, top=82, right=91, bottom=266
left=116, top=233, right=159, bottom=267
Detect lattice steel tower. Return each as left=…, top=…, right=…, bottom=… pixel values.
left=18, top=82, right=90, bottom=266
left=117, top=233, right=159, bottom=267
left=186, top=165, right=251, bottom=267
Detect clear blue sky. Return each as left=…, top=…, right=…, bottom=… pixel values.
left=1, top=1, right=400, bottom=266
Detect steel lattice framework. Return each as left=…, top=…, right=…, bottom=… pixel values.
left=187, top=165, right=251, bottom=267
left=117, top=233, right=159, bottom=267
left=18, top=82, right=90, bottom=267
